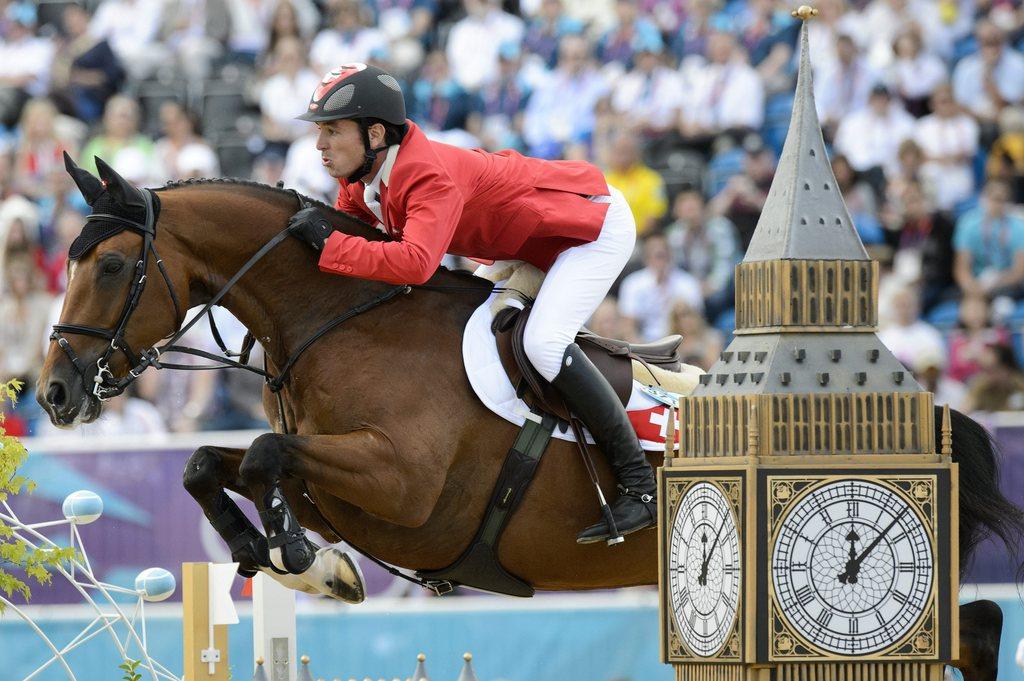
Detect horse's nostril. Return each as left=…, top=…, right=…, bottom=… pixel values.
left=46, top=381, right=68, bottom=410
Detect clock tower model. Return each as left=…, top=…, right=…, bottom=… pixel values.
left=657, top=8, right=958, bottom=681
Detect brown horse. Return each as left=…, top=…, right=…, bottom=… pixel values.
left=37, top=158, right=1023, bottom=613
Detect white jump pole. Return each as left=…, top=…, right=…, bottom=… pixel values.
left=252, top=572, right=297, bottom=681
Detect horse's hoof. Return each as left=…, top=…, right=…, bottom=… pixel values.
left=322, top=548, right=365, bottom=604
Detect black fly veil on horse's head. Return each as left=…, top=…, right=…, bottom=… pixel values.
left=63, top=152, right=160, bottom=260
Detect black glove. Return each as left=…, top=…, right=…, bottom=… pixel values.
left=287, top=206, right=335, bottom=251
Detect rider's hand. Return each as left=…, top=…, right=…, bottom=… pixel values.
left=287, top=207, right=335, bottom=252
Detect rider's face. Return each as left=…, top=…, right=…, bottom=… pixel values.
left=316, top=120, right=365, bottom=179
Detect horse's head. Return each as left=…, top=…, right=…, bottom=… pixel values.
left=37, top=154, right=188, bottom=426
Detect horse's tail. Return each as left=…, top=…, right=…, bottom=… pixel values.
left=941, top=407, right=1024, bottom=581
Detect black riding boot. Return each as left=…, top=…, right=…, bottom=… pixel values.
left=550, top=344, right=657, bottom=545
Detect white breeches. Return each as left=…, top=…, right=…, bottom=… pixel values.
left=522, top=186, right=637, bottom=381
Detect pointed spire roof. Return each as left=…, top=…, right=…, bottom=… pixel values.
left=744, top=12, right=868, bottom=262
left=456, top=653, right=479, bottom=681
left=411, top=653, right=429, bottom=681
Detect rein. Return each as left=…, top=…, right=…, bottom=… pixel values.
left=50, top=188, right=413, bottom=412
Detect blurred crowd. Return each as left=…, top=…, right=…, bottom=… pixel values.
left=2, top=0, right=1024, bottom=437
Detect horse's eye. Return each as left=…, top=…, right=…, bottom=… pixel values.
left=103, top=261, right=124, bottom=275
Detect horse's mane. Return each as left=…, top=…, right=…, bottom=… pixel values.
left=155, top=177, right=489, bottom=289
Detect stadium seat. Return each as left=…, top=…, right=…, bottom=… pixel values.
left=706, top=148, right=745, bottom=197
left=926, top=299, right=961, bottom=330
left=201, top=80, right=249, bottom=136
left=762, top=92, right=794, bottom=157
left=132, top=80, right=188, bottom=137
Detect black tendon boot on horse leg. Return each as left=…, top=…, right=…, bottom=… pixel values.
left=551, top=344, right=657, bottom=544
left=183, top=446, right=273, bottom=577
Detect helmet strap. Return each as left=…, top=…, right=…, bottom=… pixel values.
left=346, top=120, right=390, bottom=184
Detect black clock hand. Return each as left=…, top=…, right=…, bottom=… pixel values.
left=838, top=526, right=861, bottom=584
left=700, top=520, right=727, bottom=586
left=699, top=530, right=708, bottom=585
left=838, top=508, right=908, bottom=584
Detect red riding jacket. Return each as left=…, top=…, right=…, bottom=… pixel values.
left=320, top=121, right=610, bottom=284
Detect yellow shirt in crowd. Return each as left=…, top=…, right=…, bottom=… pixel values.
left=605, top=164, right=668, bottom=235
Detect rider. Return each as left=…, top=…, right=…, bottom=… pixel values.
left=287, top=63, right=656, bottom=545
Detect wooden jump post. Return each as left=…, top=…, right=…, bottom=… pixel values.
left=182, top=563, right=298, bottom=681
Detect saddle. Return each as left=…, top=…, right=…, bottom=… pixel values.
left=491, top=304, right=684, bottom=423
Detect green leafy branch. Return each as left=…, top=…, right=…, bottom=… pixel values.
left=0, top=379, right=78, bottom=609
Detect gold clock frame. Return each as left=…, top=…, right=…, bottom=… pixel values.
left=764, top=473, right=946, bottom=662
left=659, top=467, right=747, bottom=664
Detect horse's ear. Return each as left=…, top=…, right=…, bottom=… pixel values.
left=63, top=151, right=104, bottom=206
left=94, top=156, right=146, bottom=210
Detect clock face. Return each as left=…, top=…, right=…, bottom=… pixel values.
left=771, top=479, right=933, bottom=655
left=668, top=481, right=741, bottom=657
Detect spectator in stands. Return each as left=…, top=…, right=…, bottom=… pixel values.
left=477, top=42, right=533, bottom=151
left=0, top=195, right=42, bottom=287
left=952, top=19, right=1024, bottom=134
left=678, top=29, right=765, bottom=149
left=370, top=0, right=438, bottom=52
left=155, top=102, right=216, bottom=181
left=915, top=83, right=980, bottom=212
left=89, top=0, right=168, bottom=80
left=668, top=298, right=724, bottom=370
left=589, top=297, right=637, bottom=342
left=953, top=179, right=1024, bottom=301
left=831, top=153, right=885, bottom=245
left=267, top=0, right=313, bottom=54
left=597, top=0, right=662, bottom=67
left=38, top=208, right=84, bottom=295
left=877, top=284, right=946, bottom=370
left=909, top=347, right=966, bottom=410
left=0, top=257, right=53, bottom=387
left=662, top=188, right=739, bottom=323
left=310, top=0, right=387, bottom=75
left=618, top=232, right=703, bottom=341
left=948, top=293, right=1010, bottom=384
left=50, top=3, right=125, bottom=125
left=815, top=33, right=879, bottom=138
left=225, top=0, right=317, bottom=66
left=610, top=35, right=685, bottom=136
left=834, top=83, right=915, bottom=178
left=603, top=131, right=666, bottom=235
left=883, top=180, right=956, bottom=313
left=0, top=3, right=55, bottom=128
left=161, top=0, right=228, bottom=83
left=709, top=136, right=774, bottom=248
left=445, top=0, right=524, bottom=92
left=986, top=105, right=1024, bottom=204
left=410, top=51, right=481, bottom=134
left=259, top=36, right=320, bottom=158
left=81, top=96, right=162, bottom=185
left=522, top=0, right=583, bottom=69
left=962, top=341, right=1024, bottom=412
left=669, top=0, right=720, bottom=60
left=805, top=0, right=859, bottom=68
left=522, top=34, right=609, bottom=159
left=885, top=138, right=932, bottom=207
left=11, top=99, right=74, bottom=203
left=885, top=27, right=946, bottom=118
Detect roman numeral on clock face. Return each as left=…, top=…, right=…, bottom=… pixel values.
left=796, top=585, right=814, bottom=606
left=815, top=610, right=832, bottom=627
left=849, top=618, right=859, bottom=634
left=893, top=590, right=909, bottom=605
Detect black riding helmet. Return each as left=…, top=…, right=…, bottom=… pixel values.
left=297, top=63, right=408, bottom=182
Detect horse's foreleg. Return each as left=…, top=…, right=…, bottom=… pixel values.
left=184, top=444, right=365, bottom=603
left=238, top=430, right=440, bottom=573
left=183, top=446, right=270, bottom=577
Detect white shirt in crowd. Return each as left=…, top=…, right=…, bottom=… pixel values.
left=886, top=52, right=947, bottom=101
left=259, top=68, right=321, bottom=141
left=310, top=27, right=388, bottom=76
left=680, top=58, right=765, bottom=132
left=877, top=321, right=947, bottom=372
left=0, top=33, right=54, bottom=97
left=89, top=0, right=163, bottom=63
left=952, top=46, right=1024, bottom=120
left=833, top=102, right=916, bottom=174
left=814, top=57, right=880, bottom=126
left=445, top=7, right=525, bottom=91
left=618, top=267, right=704, bottom=342
left=611, top=66, right=686, bottom=131
left=915, top=112, right=979, bottom=210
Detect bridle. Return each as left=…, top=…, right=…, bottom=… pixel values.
left=49, top=187, right=410, bottom=419
left=50, top=189, right=184, bottom=400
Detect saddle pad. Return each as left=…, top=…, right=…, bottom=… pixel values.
left=463, top=291, right=681, bottom=451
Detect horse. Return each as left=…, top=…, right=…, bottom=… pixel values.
left=37, top=157, right=1023, bottom=622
